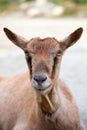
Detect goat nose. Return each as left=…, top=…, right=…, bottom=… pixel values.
left=33, top=74, right=47, bottom=84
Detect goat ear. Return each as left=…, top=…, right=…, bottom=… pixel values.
left=61, top=28, right=83, bottom=50
left=4, top=28, right=28, bottom=50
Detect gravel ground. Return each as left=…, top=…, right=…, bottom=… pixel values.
left=0, top=15, right=87, bottom=128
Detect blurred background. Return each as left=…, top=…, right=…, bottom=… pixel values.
left=0, top=0, right=87, bottom=128
left=1, top=0, right=87, bottom=17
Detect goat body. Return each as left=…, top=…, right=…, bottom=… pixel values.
left=0, top=28, right=86, bottom=130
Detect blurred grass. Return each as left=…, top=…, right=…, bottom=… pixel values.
left=50, top=0, right=87, bottom=4
left=0, top=0, right=20, bottom=13
left=0, top=0, right=87, bottom=16
left=49, top=0, right=87, bottom=16
left=0, top=0, right=9, bottom=5
left=0, top=0, right=31, bottom=12
left=24, top=0, right=33, bottom=1
left=0, top=3, right=19, bottom=13
left=74, top=0, right=87, bottom=4
left=0, top=0, right=9, bottom=12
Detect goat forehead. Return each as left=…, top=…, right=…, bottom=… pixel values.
left=27, top=37, right=60, bottom=52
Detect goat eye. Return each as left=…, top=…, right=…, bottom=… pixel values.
left=51, top=56, right=58, bottom=76
left=56, top=50, right=62, bottom=56
left=54, top=56, right=58, bottom=64
left=27, top=56, right=32, bottom=74
left=25, top=50, right=29, bottom=56
left=52, top=51, right=62, bottom=70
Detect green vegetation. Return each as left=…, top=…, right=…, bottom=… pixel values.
left=0, top=0, right=87, bottom=5
left=50, top=0, right=87, bottom=4
left=0, top=0, right=9, bottom=5
left=0, top=0, right=19, bottom=13
left=0, top=0, right=87, bottom=16
left=74, top=0, right=87, bottom=4
left=24, top=0, right=33, bottom=1
left=0, top=0, right=9, bottom=12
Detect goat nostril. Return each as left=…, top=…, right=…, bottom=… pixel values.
left=42, top=77, right=47, bottom=82
left=33, top=74, right=47, bottom=84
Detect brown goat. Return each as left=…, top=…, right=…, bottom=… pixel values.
left=0, top=27, right=86, bottom=130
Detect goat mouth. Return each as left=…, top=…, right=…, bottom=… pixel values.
left=36, top=85, right=52, bottom=95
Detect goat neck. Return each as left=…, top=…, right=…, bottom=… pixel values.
left=36, top=79, right=60, bottom=116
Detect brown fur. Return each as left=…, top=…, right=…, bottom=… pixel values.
left=0, top=27, right=85, bottom=130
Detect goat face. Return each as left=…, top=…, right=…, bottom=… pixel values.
left=25, top=37, right=63, bottom=94
left=4, top=27, right=83, bottom=95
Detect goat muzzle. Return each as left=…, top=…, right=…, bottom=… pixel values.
left=32, top=73, right=52, bottom=94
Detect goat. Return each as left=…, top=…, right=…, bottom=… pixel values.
left=0, top=27, right=86, bottom=130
